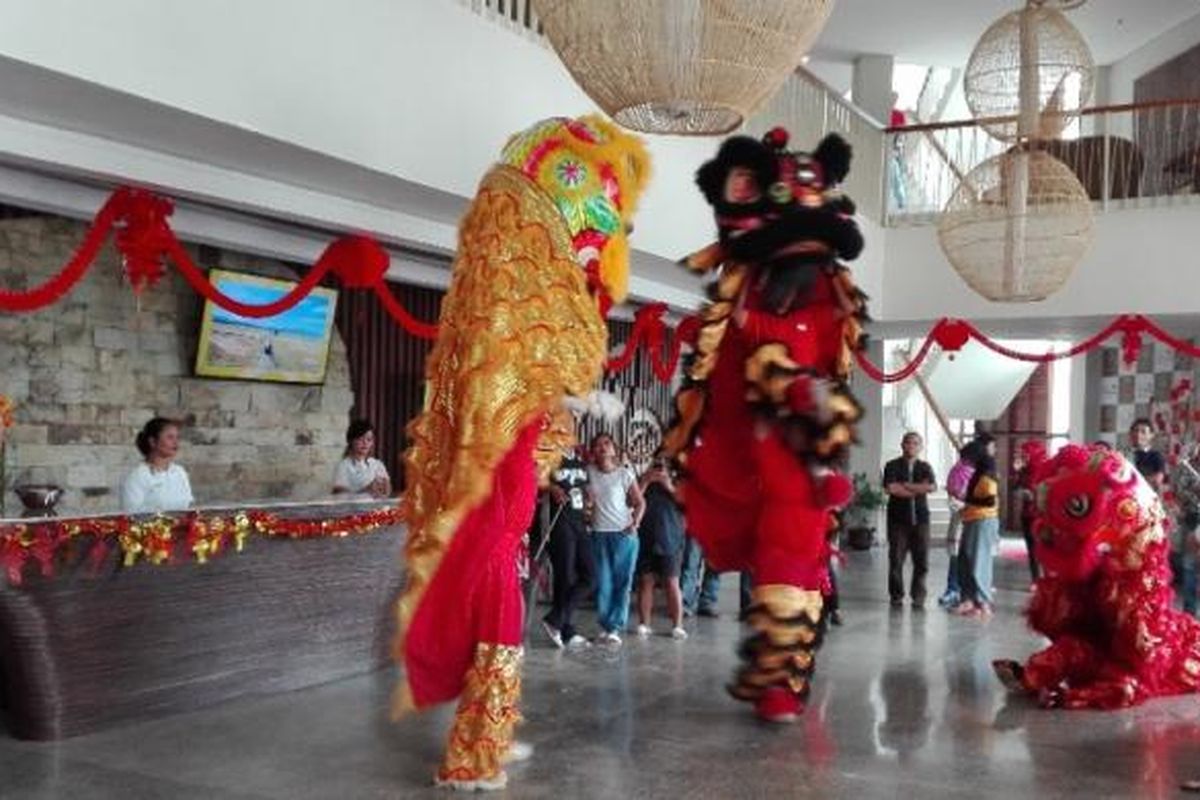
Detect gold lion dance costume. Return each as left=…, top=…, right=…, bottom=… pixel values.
left=663, top=128, right=867, bottom=723
left=392, top=116, right=650, bottom=791
left=994, top=444, right=1200, bottom=709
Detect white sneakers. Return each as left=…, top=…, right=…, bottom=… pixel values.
left=597, top=630, right=622, bottom=645
left=564, top=634, right=590, bottom=650
left=435, top=773, right=508, bottom=792
left=541, top=620, right=563, bottom=649
left=503, top=741, right=534, bottom=764
left=635, top=624, right=688, bottom=640
left=597, top=627, right=690, bottom=643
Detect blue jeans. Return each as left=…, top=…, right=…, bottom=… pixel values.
left=941, top=509, right=962, bottom=602
left=697, top=568, right=727, bottom=612
left=1175, top=550, right=1197, bottom=615
left=958, top=517, right=999, bottom=606
left=681, top=536, right=705, bottom=611
left=681, top=536, right=751, bottom=613
left=592, top=530, right=639, bottom=633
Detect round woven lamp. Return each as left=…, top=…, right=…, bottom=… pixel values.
left=532, top=0, right=834, bottom=135
left=937, top=150, right=1094, bottom=302
left=963, top=1, right=1094, bottom=142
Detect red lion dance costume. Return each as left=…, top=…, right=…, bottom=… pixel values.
left=393, top=116, right=650, bottom=791
left=663, top=128, right=867, bottom=723
left=994, top=444, right=1200, bottom=709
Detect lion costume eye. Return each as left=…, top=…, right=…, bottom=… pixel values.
left=1064, top=494, right=1091, bottom=519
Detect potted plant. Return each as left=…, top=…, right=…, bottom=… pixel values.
left=843, top=472, right=885, bottom=551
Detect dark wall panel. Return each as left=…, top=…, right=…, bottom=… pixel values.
left=335, top=283, right=441, bottom=490
left=336, top=284, right=679, bottom=486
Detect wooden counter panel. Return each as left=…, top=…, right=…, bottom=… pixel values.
left=0, top=524, right=404, bottom=740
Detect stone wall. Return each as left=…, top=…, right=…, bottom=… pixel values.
left=0, top=211, right=354, bottom=516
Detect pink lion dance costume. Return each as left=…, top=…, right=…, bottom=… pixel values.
left=392, top=115, right=650, bottom=791
left=662, top=128, right=868, bottom=723
left=994, top=444, right=1200, bottom=709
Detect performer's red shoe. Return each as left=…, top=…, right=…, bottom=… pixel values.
left=755, top=687, right=803, bottom=724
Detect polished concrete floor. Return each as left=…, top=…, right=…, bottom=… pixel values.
left=4, top=545, right=1200, bottom=799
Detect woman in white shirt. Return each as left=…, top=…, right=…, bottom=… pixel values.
left=332, top=419, right=392, bottom=498
left=121, top=417, right=195, bottom=514
left=586, top=433, right=645, bottom=645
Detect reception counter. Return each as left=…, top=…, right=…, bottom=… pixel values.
left=0, top=500, right=404, bottom=740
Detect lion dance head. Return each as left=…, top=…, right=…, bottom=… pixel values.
left=500, top=114, right=651, bottom=311
left=1031, top=444, right=1168, bottom=582
left=692, top=127, right=863, bottom=314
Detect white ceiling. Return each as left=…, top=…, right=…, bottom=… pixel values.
left=812, top=0, right=1200, bottom=68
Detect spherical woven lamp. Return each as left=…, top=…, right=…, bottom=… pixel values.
left=937, top=150, right=1094, bottom=302
left=532, top=0, right=834, bottom=135
left=964, top=1, right=1094, bottom=142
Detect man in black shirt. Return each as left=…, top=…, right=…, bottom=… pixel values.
left=1130, top=418, right=1166, bottom=492
left=883, top=432, right=937, bottom=608
left=542, top=446, right=594, bottom=649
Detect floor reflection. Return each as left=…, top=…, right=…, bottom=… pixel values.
left=4, top=547, right=1200, bottom=798
left=873, top=662, right=931, bottom=764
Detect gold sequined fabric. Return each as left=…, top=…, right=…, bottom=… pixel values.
left=393, top=165, right=606, bottom=706
left=437, top=644, right=524, bottom=784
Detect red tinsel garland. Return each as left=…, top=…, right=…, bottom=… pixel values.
left=604, top=303, right=701, bottom=382
left=0, top=507, right=403, bottom=587
left=6, top=187, right=1200, bottom=387
left=851, top=315, right=1200, bottom=384
left=0, top=190, right=125, bottom=310
left=0, top=186, right=440, bottom=341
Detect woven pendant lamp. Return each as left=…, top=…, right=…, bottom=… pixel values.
left=939, top=0, right=1095, bottom=302
left=532, top=0, right=835, bottom=135
left=937, top=150, right=1093, bottom=301
left=963, top=0, right=1095, bottom=142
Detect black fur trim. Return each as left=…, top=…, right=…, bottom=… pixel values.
left=696, top=136, right=778, bottom=208
left=824, top=194, right=857, bottom=216
left=814, top=134, right=853, bottom=185
left=724, top=207, right=864, bottom=263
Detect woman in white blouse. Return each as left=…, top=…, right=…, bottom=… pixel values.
left=121, top=417, right=195, bottom=513
left=332, top=419, right=391, bottom=498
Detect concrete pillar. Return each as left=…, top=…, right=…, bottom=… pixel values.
left=850, top=338, right=886, bottom=483
left=1068, top=350, right=1089, bottom=445
left=852, top=54, right=896, bottom=124
left=1088, top=65, right=1112, bottom=138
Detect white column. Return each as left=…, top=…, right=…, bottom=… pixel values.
left=1074, top=348, right=1097, bottom=444
left=850, top=339, right=886, bottom=482
left=851, top=54, right=895, bottom=124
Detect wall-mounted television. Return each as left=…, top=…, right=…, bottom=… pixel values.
left=195, top=269, right=339, bottom=384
